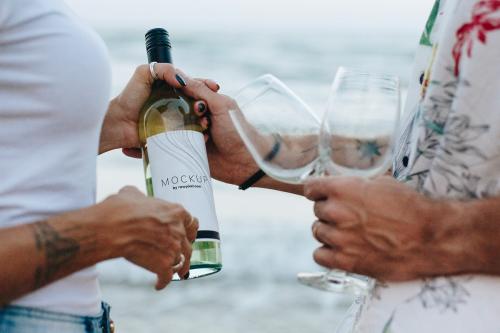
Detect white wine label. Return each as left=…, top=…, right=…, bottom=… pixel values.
left=147, top=130, right=219, bottom=237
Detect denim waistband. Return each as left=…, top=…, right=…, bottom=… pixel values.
left=0, top=302, right=112, bottom=333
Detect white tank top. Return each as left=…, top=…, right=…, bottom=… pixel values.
left=0, top=0, right=111, bottom=315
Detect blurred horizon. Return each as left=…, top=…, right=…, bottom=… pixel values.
left=66, top=0, right=435, bottom=35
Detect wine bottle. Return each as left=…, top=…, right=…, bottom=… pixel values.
left=138, top=28, right=222, bottom=279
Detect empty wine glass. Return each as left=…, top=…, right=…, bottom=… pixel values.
left=230, top=74, right=321, bottom=184
left=230, top=69, right=400, bottom=298
left=298, top=67, right=400, bottom=295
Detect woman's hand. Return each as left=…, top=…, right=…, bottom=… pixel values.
left=93, top=186, right=199, bottom=289
left=168, top=79, right=258, bottom=185
left=99, top=64, right=219, bottom=157
left=177, top=79, right=304, bottom=193
left=0, top=186, right=198, bottom=304
left=304, top=176, right=466, bottom=282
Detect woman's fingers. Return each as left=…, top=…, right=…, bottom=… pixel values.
left=176, top=215, right=198, bottom=279
left=184, top=217, right=199, bottom=244
left=177, top=238, right=193, bottom=280
left=195, top=101, right=208, bottom=116
left=154, top=254, right=175, bottom=290
left=148, top=63, right=187, bottom=88
left=125, top=244, right=175, bottom=290
left=169, top=213, right=195, bottom=279
left=194, top=78, right=220, bottom=92
left=200, top=117, right=210, bottom=131
left=143, top=63, right=221, bottom=95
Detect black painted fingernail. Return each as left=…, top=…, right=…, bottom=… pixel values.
left=198, top=103, right=206, bottom=113
left=176, top=74, right=187, bottom=87
left=216, top=84, right=221, bottom=90
left=183, top=272, right=190, bottom=280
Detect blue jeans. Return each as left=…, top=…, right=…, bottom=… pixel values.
left=0, top=303, right=112, bottom=333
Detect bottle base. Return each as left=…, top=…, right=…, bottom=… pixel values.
left=172, top=239, right=222, bottom=280
left=173, top=263, right=222, bottom=280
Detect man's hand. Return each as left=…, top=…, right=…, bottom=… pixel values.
left=99, top=64, right=218, bottom=157
left=304, top=176, right=470, bottom=282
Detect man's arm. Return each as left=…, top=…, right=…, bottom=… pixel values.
left=304, top=176, right=500, bottom=281
left=448, top=197, right=500, bottom=276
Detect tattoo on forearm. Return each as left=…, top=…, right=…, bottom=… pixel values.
left=32, top=222, right=80, bottom=288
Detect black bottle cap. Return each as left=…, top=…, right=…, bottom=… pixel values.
left=145, top=28, right=172, bottom=64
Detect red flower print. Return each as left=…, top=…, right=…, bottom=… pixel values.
left=452, top=0, right=500, bottom=76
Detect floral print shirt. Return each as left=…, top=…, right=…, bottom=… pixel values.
left=358, top=1, right=500, bottom=332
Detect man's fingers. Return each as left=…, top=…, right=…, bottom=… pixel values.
left=312, top=221, right=361, bottom=249
left=304, top=176, right=365, bottom=201
left=304, top=178, right=331, bottom=201
left=313, top=246, right=355, bottom=272
left=313, top=200, right=357, bottom=226
left=312, top=221, right=338, bottom=245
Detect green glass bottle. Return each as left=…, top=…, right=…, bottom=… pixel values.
left=138, top=28, right=222, bottom=279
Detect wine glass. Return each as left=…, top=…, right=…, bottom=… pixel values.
left=230, top=74, right=322, bottom=184
left=298, top=67, right=400, bottom=296
left=230, top=69, right=400, bottom=297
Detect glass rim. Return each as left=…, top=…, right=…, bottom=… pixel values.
left=335, top=66, right=400, bottom=82
left=233, top=74, right=320, bottom=123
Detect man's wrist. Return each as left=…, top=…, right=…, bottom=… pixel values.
left=458, top=198, right=500, bottom=275
left=427, top=199, right=498, bottom=276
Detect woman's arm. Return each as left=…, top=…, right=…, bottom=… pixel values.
left=0, top=186, right=198, bottom=306
left=0, top=211, right=110, bottom=306
left=304, top=176, right=500, bottom=281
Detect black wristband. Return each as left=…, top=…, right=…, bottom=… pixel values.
left=238, top=134, right=282, bottom=191
left=238, top=169, right=266, bottom=190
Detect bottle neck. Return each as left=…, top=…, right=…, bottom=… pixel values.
left=147, top=46, right=172, bottom=64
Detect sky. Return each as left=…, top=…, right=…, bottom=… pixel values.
left=65, top=0, right=436, bottom=34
